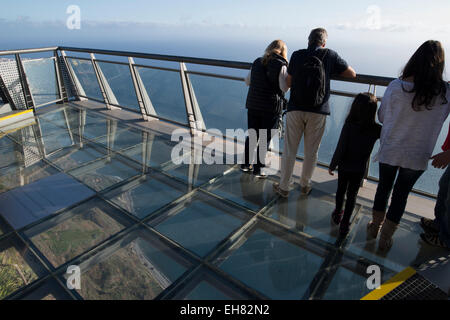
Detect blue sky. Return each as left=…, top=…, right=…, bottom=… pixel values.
left=1, top=1, right=450, bottom=77
left=2, top=0, right=449, bottom=28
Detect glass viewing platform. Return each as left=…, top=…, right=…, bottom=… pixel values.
left=0, top=46, right=448, bottom=300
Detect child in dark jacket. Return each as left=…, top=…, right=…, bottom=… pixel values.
left=329, top=92, right=382, bottom=235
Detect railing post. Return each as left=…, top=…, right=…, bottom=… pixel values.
left=53, top=50, right=68, bottom=103
left=179, top=62, right=206, bottom=134
left=15, top=54, right=35, bottom=110
left=128, top=57, right=157, bottom=121
left=90, top=53, right=119, bottom=110
left=60, top=50, right=87, bottom=100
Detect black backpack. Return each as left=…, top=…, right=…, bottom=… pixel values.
left=295, top=49, right=328, bottom=107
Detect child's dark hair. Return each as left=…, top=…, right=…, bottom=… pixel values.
left=346, top=92, right=378, bottom=126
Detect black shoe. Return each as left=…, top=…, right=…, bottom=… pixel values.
left=420, top=232, right=450, bottom=249
left=331, top=209, right=344, bottom=225
left=420, top=217, right=439, bottom=234
left=240, top=164, right=253, bottom=173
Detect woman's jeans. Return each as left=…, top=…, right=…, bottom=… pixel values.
left=434, top=166, right=450, bottom=247
left=373, top=163, right=424, bottom=224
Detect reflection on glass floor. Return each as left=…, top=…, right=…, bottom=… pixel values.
left=0, top=103, right=447, bottom=300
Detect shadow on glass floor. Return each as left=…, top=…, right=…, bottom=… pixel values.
left=263, top=187, right=361, bottom=246
left=204, top=169, right=278, bottom=212
left=344, top=206, right=450, bottom=273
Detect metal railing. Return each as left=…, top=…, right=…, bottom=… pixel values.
left=0, top=46, right=440, bottom=199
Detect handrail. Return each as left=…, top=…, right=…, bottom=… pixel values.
left=59, top=46, right=395, bottom=86
left=0, top=46, right=396, bottom=86
left=0, top=47, right=59, bottom=56
left=59, top=46, right=252, bottom=70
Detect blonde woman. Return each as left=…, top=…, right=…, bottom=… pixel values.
left=242, top=40, right=290, bottom=178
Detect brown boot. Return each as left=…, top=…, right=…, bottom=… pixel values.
left=366, top=210, right=386, bottom=239
left=378, top=219, right=398, bottom=251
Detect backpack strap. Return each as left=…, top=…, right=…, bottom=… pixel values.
left=316, top=48, right=328, bottom=61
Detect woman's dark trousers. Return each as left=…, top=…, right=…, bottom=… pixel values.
left=373, top=163, right=424, bottom=224
left=244, top=110, right=278, bottom=172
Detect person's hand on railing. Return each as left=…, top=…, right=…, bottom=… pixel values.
left=430, top=150, right=450, bottom=169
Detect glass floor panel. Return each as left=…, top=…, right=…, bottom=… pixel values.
left=205, top=169, right=277, bottom=212
left=40, top=133, right=75, bottom=155
left=0, top=216, right=12, bottom=236
left=73, top=122, right=109, bottom=141
left=216, top=222, right=325, bottom=299
left=0, top=103, right=445, bottom=300
left=37, top=119, right=70, bottom=137
left=94, top=127, right=144, bottom=151
left=264, top=188, right=360, bottom=245
left=0, top=142, right=24, bottom=168
left=65, top=112, right=117, bottom=140
left=46, top=143, right=107, bottom=172
left=67, top=154, right=141, bottom=192
left=120, top=134, right=178, bottom=169
left=61, top=228, right=193, bottom=300
left=165, top=163, right=232, bottom=187
left=0, top=172, right=95, bottom=230
left=151, top=192, right=251, bottom=257
left=321, top=257, right=396, bottom=300
left=0, top=234, right=47, bottom=299
left=24, top=197, right=133, bottom=268
left=35, top=106, right=80, bottom=125
left=0, top=135, right=16, bottom=149
left=179, top=269, right=258, bottom=300
left=0, top=161, right=59, bottom=194
left=17, top=277, right=74, bottom=300
left=105, top=172, right=189, bottom=219
left=184, top=281, right=233, bottom=300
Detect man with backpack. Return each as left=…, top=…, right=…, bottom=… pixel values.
left=274, top=28, right=356, bottom=197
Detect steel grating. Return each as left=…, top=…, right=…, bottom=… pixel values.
left=0, top=59, right=27, bottom=109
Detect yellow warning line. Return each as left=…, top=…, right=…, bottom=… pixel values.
left=361, top=267, right=417, bottom=300
left=0, top=109, right=33, bottom=122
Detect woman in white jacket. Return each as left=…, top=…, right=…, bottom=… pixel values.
left=368, top=40, right=450, bottom=250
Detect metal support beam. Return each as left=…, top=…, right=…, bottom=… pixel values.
left=179, top=62, right=206, bottom=134
left=15, top=54, right=35, bottom=110
left=53, top=50, right=68, bottom=103
left=60, top=51, right=87, bottom=100
left=128, top=57, right=156, bottom=121
left=90, top=53, right=119, bottom=110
